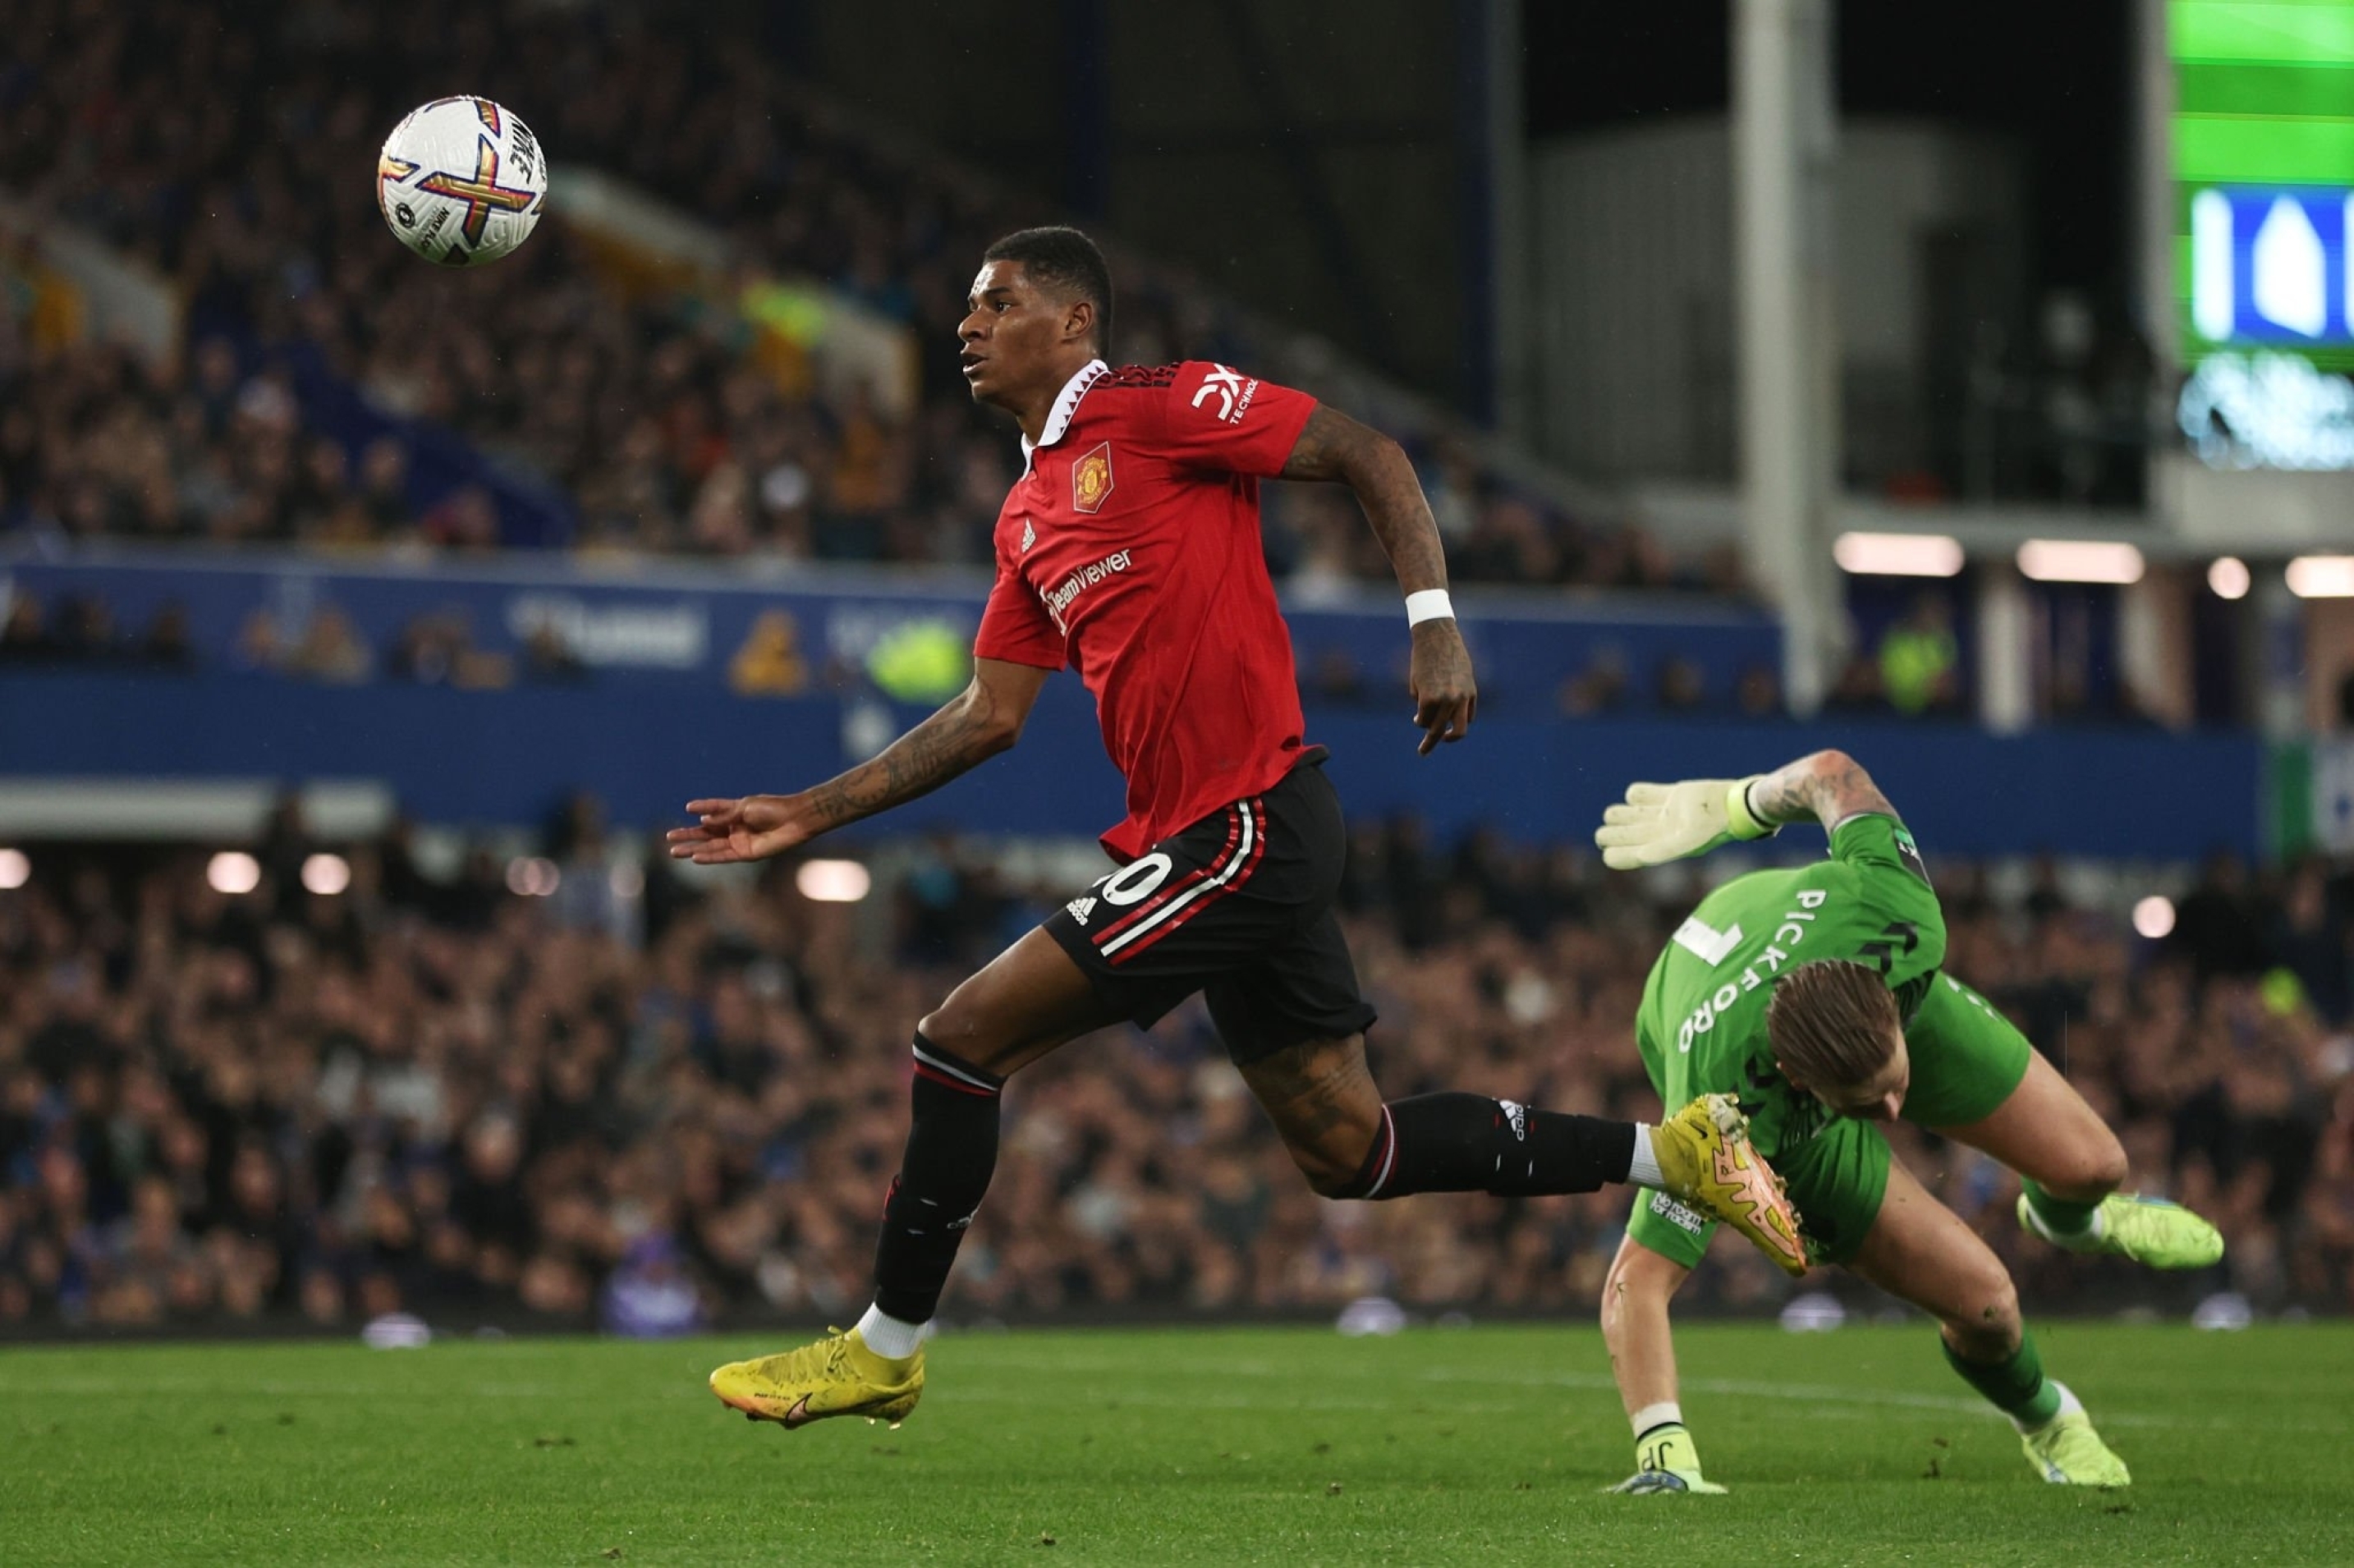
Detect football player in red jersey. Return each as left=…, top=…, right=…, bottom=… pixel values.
left=676, top=227, right=1802, bottom=1432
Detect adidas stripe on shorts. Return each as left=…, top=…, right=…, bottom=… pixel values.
left=1044, top=757, right=1378, bottom=1064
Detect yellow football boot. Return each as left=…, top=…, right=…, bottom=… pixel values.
left=1652, top=1093, right=1807, bottom=1277
left=709, top=1327, right=924, bottom=1430
left=2017, top=1191, right=2223, bottom=1271
left=2020, top=1387, right=2131, bottom=1487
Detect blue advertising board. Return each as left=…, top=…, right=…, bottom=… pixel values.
left=0, top=548, right=2262, bottom=858
left=0, top=545, right=1780, bottom=716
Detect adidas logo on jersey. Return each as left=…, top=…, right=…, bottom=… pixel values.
left=1021, top=518, right=1035, bottom=554
left=1066, top=896, right=1097, bottom=925
left=1498, top=1098, right=1529, bottom=1141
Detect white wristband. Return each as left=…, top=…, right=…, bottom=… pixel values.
left=1404, top=589, right=1455, bottom=626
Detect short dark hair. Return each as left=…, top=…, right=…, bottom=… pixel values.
left=1765, top=960, right=1900, bottom=1089
left=983, top=226, right=1113, bottom=356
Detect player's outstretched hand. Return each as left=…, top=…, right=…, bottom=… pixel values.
left=665, top=794, right=818, bottom=864
left=1408, top=619, right=1477, bottom=756
left=1594, top=777, right=1769, bottom=869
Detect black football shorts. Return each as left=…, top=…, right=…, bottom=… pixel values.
left=1044, top=758, right=1378, bottom=1064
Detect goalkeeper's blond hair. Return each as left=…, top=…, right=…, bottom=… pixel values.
left=1766, top=960, right=1900, bottom=1089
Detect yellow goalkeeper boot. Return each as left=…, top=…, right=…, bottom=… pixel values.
left=2017, top=1191, right=2223, bottom=1271
left=709, top=1327, right=924, bottom=1430
left=2019, top=1387, right=2131, bottom=1487
left=1652, top=1094, right=1806, bottom=1277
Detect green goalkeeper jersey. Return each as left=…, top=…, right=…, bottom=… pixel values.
left=1632, top=814, right=1946, bottom=1162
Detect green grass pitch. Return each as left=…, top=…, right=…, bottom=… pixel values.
left=3, top=1323, right=2348, bottom=1566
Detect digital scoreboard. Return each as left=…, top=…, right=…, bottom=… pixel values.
left=2171, top=1, right=2354, bottom=468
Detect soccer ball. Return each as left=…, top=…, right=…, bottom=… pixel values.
left=377, top=96, right=548, bottom=267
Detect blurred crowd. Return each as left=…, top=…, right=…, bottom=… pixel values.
left=2, top=802, right=2347, bottom=1336
left=0, top=0, right=1721, bottom=592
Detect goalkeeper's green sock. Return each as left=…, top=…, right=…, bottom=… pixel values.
left=1941, top=1331, right=2063, bottom=1431
left=2021, top=1180, right=2102, bottom=1241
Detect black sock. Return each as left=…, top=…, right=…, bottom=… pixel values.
left=872, top=1033, right=1004, bottom=1323
left=1336, top=1093, right=1635, bottom=1199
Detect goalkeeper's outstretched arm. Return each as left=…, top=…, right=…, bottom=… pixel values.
left=1595, top=749, right=1896, bottom=871
left=1744, top=749, right=1896, bottom=836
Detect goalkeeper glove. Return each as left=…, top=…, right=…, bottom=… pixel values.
left=1607, top=1421, right=1729, bottom=1495
left=1594, top=777, right=1774, bottom=870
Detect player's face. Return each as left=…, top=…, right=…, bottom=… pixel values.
left=958, top=260, right=1081, bottom=410
left=1812, top=1034, right=1911, bottom=1122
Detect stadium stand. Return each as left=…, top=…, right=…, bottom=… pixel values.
left=2, top=813, right=2344, bottom=1333
left=0, top=4, right=2337, bottom=1346
left=0, top=0, right=1732, bottom=593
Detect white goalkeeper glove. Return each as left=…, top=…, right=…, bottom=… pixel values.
left=1594, top=777, right=1774, bottom=870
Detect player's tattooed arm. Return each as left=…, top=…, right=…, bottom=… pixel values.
left=1281, top=406, right=1477, bottom=754
left=1745, top=750, right=1897, bottom=832
left=1280, top=407, right=1449, bottom=595
left=668, top=659, right=1049, bottom=862
left=801, top=663, right=1043, bottom=828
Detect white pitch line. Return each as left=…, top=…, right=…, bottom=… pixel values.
left=1468, top=1367, right=2351, bottom=1434
left=7, top=1351, right=2346, bottom=1437
left=939, top=1350, right=2352, bottom=1436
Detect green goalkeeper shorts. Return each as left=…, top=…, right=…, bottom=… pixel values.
left=1628, top=972, right=2033, bottom=1269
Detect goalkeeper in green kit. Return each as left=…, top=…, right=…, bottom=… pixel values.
left=1590, top=750, right=2223, bottom=1492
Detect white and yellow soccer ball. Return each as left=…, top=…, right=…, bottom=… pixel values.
left=376, top=96, right=548, bottom=266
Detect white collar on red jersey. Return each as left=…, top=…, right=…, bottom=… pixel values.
left=1020, top=358, right=1109, bottom=475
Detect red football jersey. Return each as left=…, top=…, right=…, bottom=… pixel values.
left=973, top=359, right=1320, bottom=860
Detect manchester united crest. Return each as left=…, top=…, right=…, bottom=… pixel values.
left=1072, top=442, right=1113, bottom=514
